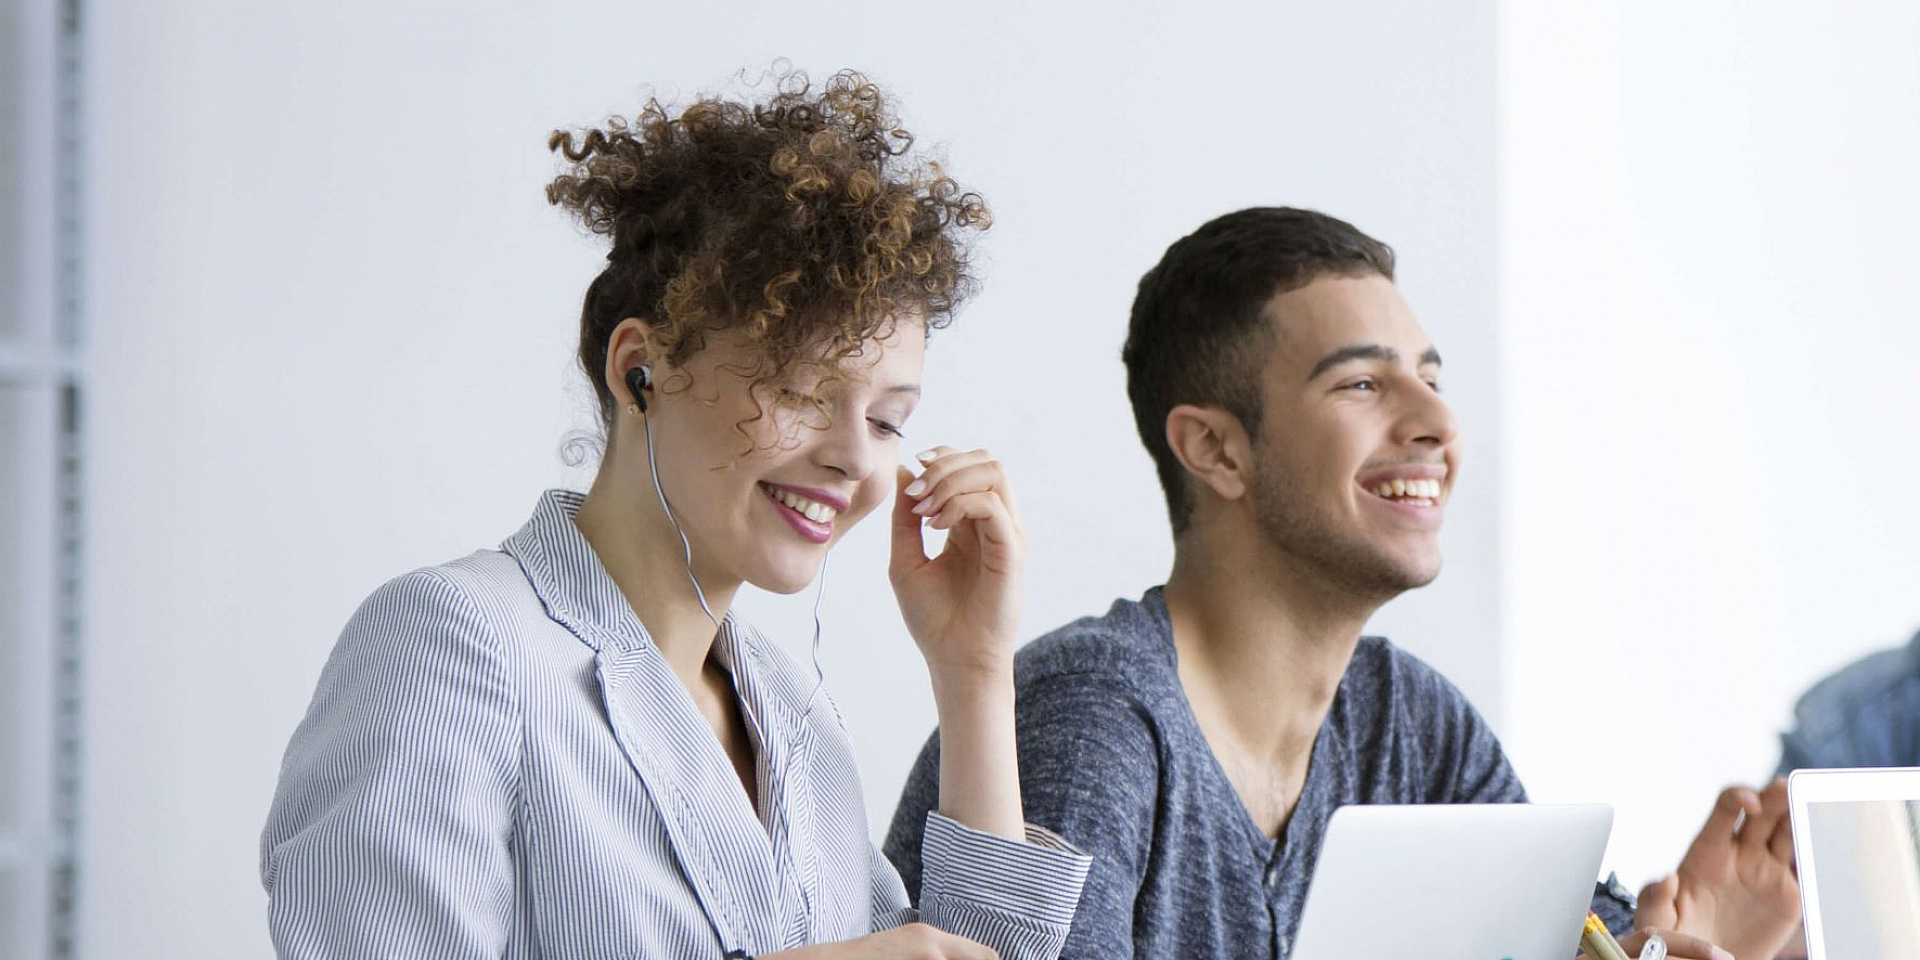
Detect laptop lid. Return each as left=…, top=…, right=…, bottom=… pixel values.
left=1289, top=803, right=1613, bottom=960
left=1788, top=767, right=1920, bottom=960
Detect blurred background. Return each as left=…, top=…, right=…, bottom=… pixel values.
left=1, top=0, right=1916, bottom=956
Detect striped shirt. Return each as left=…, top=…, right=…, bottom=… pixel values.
left=261, top=489, right=1091, bottom=959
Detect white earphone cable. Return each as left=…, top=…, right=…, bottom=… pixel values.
left=641, top=407, right=721, bottom=631
left=640, top=399, right=833, bottom=719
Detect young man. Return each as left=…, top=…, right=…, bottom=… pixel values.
left=885, top=208, right=1801, bottom=960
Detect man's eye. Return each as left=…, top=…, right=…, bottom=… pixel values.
left=1425, top=380, right=1443, bottom=393
left=1344, top=378, right=1377, bottom=392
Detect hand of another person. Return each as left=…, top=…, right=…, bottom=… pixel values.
left=889, top=447, right=1024, bottom=680
left=1635, top=779, right=1801, bottom=959
left=1578, top=926, right=1734, bottom=960
left=760, top=922, right=1000, bottom=960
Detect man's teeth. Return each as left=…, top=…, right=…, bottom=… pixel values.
left=1369, top=478, right=1442, bottom=500
left=766, top=485, right=838, bottom=523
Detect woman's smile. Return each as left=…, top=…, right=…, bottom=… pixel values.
left=758, top=481, right=847, bottom=544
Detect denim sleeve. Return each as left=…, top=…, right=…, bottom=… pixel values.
left=1775, top=641, right=1920, bottom=775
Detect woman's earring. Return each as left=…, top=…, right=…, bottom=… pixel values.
left=623, top=365, right=652, bottom=416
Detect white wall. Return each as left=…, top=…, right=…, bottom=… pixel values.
left=80, top=1, right=1502, bottom=957
left=1502, top=0, right=1920, bottom=885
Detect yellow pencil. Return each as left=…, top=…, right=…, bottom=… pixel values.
left=1581, top=911, right=1632, bottom=960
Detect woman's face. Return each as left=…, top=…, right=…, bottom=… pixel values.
left=637, top=320, right=925, bottom=594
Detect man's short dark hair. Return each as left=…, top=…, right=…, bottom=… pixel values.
left=1123, top=207, right=1396, bottom=534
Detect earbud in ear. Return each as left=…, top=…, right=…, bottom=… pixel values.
left=624, top=365, right=652, bottom=414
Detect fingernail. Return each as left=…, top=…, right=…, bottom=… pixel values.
left=915, top=449, right=937, bottom=463
left=904, top=479, right=927, bottom=497
left=912, top=498, right=934, bottom=515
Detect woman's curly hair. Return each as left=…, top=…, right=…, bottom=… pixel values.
left=547, top=67, right=990, bottom=445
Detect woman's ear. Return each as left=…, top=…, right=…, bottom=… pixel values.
left=1164, top=404, right=1252, bottom=508
left=605, top=317, right=657, bottom=410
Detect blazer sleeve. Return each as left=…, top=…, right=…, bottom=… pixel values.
left=886, top=668, right=1153, bottom=960
left=260, top=569, right=522, bottom=960
left=900, top=813, right=1091, bottom=960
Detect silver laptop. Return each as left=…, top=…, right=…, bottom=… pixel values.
left=1289, top=803, right=1614, bottom=960
left=1788, top=767, right=1920, bottom=960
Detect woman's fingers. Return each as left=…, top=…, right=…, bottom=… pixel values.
left=906, top=448, right=993, bottom=499
left=926, top=491, right=1021, bottom=572
left=896, top=444, right=1024, bottom=575
left=911, top=460, right=1008, bottom=515
left=889, top=466, right=931, bottom=583
left=906, top=448, right=1021, bottom=527
left=906, top=446, right=983, bottom=492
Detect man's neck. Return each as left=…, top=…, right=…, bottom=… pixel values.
left=573, top=466, right=741, bottom=688
left=1162, top=524, right=1383, bottom=775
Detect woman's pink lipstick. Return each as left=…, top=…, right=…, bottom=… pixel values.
left=758, top=482, right=839, bottom=544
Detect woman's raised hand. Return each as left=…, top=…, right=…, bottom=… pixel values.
left=889, top=447, right=1025, bottom=681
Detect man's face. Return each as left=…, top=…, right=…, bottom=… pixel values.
left=1246, top=273, right=1460, bottom=596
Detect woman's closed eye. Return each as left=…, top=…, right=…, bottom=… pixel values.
left=777, top=386, right=829, bottom=409
left=777, top=385, right=906, bottom=438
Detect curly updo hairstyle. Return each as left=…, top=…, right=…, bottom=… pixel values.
left=547, top=67, right=990, bottom=446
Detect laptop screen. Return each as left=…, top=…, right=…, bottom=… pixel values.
left=1803, top=799, right=1920, bottom=958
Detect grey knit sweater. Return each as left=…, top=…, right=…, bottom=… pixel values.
left=884, top=587, right=1634, bottom=959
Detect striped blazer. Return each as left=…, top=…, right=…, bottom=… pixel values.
left=261, top=489, right=1091, bottom=959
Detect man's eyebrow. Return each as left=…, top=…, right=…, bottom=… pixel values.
left=1306, top=344, right=1445, bottom=381
left=1307, top=344, right=1399, bottom=381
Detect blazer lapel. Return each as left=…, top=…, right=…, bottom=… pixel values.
left=714, top=623, right=821, bottom=949
left=502, top=489, right=787, bottom=956
left=594, top=641, right=786, bottom=955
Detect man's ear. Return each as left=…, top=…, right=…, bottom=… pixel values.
left=1164, top=404, right=1252, bottom=507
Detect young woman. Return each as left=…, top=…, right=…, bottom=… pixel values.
left=260, top=70, right=1090, bottom=960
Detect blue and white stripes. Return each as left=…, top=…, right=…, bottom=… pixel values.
left=261, top=489, right=1090, bottom=959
